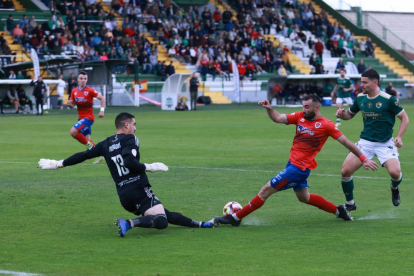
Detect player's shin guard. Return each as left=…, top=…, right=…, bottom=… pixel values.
left=74, top=133, right=88, bottom=145
left=233, top=195, right=265, bottom=220
left=306, top=194, right=337, bottom=214
left=391, top=172, right=403, bottom=189
left=164, top=208, right=201, bottom=228
left=341, top=176, right=354, bottom=202
left=130, top=214, right=168, bottom=229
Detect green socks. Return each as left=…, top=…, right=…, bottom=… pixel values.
left=391, top=172, right=403, bottom=189
left=341, top=177, right=354, bottom=202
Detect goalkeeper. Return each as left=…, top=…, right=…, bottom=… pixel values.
left=39, top=112, right=216, bottom=237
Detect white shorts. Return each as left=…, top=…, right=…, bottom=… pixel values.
left=336, top=97, right=353, bottom=105
left=356, top=138, right=399, bottom=165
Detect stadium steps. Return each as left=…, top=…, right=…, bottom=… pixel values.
left=300, top=0, right=414, bottom=82
left=203, top=91, right=232, bottom=104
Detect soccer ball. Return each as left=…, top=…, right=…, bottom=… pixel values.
left=223, top=201, right=242, bottom=216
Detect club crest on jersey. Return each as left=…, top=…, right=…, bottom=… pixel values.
left=368, top=102, right=372, bottom=108
left=376, top=102, right=382, bottom=108
left=300, top=118, right=305, bottom=122
left=315, top=122, right=321, bottom=128
left=297, top=125, right=314, bottom=135
left=84, top=92, right=89, bottom=96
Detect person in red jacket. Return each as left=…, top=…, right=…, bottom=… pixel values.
left=315, top=38, right=324, bottom=62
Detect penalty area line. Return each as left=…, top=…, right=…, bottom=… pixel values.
left=0, top=270, right=42, bottom=276
left=0, top=161, right=410, bottom=181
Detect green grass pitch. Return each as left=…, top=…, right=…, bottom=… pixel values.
left=1, top=103, right=414, bottom=275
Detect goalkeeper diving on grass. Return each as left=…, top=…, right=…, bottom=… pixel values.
left=39, top=112, right=217, bottom=237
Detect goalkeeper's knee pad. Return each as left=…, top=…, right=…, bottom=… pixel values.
left=153, top=214, right=168, bottom=229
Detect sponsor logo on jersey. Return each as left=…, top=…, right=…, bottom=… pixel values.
left=75, top=97, right=88, bottom=102
left=109, top=142, right=121, bottom=152
left=376, top=102, right=382, bottom=108
left=297, top=125, right=314, bottom=135
left=315, top=122, right=321, bottom=128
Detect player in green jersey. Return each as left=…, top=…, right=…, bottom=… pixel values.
left=331, top=69, right=355, bottom=127
left=336, top=69, right=409, bottom=210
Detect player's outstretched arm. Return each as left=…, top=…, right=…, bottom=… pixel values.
left=96, top=93, right=106, bottom=118
left=336, top=135, right=379, bottom=171
left=39, top=143, right=103, bottom=169
left=395, top=110, right=409, bottom=148
left=258, top=99, right=288, bottom=124
left=330, top=85, right=338, bottom=98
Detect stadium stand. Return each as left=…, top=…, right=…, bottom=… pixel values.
left=1, top=0, right=414, bottom=106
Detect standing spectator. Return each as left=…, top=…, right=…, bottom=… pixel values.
left=19, top=15, right=29, bottom=29
left=166, top=61, right=175, bottom=77
left=6, top=85, right=20, bottom=113
left=385, top=82, right=399, bottom=99
left=357, top=59, right=366, bottom=74
left=222, top=8, right=233, bottom=24
left=189, top=73, right=199, bottom=111
left=6, top=15, right=14, bottom=35
left=17, top=84, right=33, bottom=113
left=56, top=74, right=66, bottom=110
left=31, top=76, right=47, bottom=115
left=67, top=73, right=77, bottom=100
left=314, top=38, right=324, bottom=62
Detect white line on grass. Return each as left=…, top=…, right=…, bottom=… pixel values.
left=0, top=270, right=41, bottom=276
left=1, top=161, right=409, bottom=181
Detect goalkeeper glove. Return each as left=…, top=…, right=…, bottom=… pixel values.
left=38, top=159, right=64, bottom=170
left=144, top=162, right=168, bottom=172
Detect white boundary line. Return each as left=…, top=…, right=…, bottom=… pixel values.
left=0, top=161, right=409, bottom=180
left=0, top=270, right=41, bottom=276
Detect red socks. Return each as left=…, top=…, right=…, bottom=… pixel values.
left=306, top=194, right=337, bottom=214
left=74, top=133, right=88, bottom=145
left=234, top=195, right=265, bottom=220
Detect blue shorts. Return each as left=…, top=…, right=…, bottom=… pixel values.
left=269, top=161, right=311, bottom=192
left=73, top=118, right=94, bottom=136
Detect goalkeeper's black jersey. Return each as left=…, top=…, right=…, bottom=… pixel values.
left=64, top=134, right=150, bottom=196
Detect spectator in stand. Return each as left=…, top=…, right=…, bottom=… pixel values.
left=16, top=70, right=24, bottom=79
left=6, top=85, right=20, bottom=113
left=6, top=15, right=14, bottom=35
left=19, top=15, right=29, bottom=29
left=343, top=37, right=354, bottom=58
left=365, top=37, right=375, bottom=57
left=264, top=50, right=274, bottom=73
left=357, top=59, right=366, bottom=74
left=222, top=8, right=233, bottom=24
left=307, top=37, right=315, bottom=50
left=237, top=60, right=246, bottom=80
left=281, top=52, right=293, bottom=73
left=336, top=58, right=344, bottom=72
left=166, top=61, right=175, bottom=77
left=385, top=82, right=399, bottom=99
left=292, top=36, right=305, bottom=57
left=9, top=70, right=16, bottom=79
left=155, top=60, right=167, bottom=79
left=13, top=24, right=24, bottom=44
left=278, top=64, right=287, bottom=77
left=359, top=38, right=366, bottom=55
left=29, top=16, right=37, bottom=30
left=199, top=54, right=209, bottom=81
left=139, top=51, right=152, bottom=74
left=314, top=38, right=324, bottom=61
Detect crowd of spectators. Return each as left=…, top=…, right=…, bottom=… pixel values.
left=0, top=0, right=378, bottom=80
